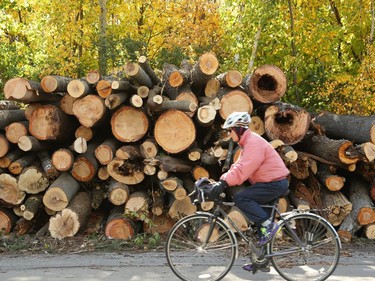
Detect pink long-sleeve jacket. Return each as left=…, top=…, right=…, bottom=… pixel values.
left=220, top=129, right=289, bottom=186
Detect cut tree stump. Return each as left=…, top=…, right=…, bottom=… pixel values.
left=49, top=191, right=92, bottom=239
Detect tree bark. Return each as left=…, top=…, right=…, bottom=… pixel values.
left=41, top=75, right=73, bottom=93
left=42, top=172, right=80, bottom=212
left=349, top=177, right=375, bottom=225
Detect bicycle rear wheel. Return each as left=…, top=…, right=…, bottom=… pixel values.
left=165, top=213, right=237, bottom=281
left=269, top=212, right=341, bottom=281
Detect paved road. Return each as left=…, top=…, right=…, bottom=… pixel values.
left=0, top=249, right=374, bottom=281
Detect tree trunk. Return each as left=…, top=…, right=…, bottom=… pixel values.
left=0, top=148, right=24, bottom=169
left=18, top=135, right=51, bottom=152
left=95, top=138, right=121, bottom=165
left=138, top=55, right=161, bottom=86
left=49, top=191, right=92, bottom=239
left=8, top=153, right=37, bottom=175
left=21, top=195, right=43, bottom=220
left=0, top=100, right=20, bottom=110
left=4, top=77, right=62, bottom=103
left=321, top=188, right=352, bottom=226
left=104, top=92, right=129, bottom=110
left=0, top=133, right=11, bottom=158
left=313, top=112, right=375, bottom=144
left=71, top=141, right=100, bottom=182
left=0, top=208, right=18, bottom=234
left=124, top=191, right=151, bottom=215
left=125, top=62, right=153, bottom=88
left=60, top=95, right=77, bottom=115
left=264, top=102, right=310, bottom=145
left=317, top=163, right=346, bottom=191
left=154, top=110, right=196, bottom=154
left=0, top=110, right=26, bottom=128
left=37, top=151, right=60, bottom=180
left=41, top=75, right=73, bottom=93
left=42, top=172, right=80, bottom=212
left=168, top=196, right=197, bottom=221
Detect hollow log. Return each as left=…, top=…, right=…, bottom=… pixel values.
left=154, top=110, right=196, bottom=154
left=107, top=157, right=145, bottom=185
left=49, top=191, right=92, bottom=239
left=264, top=102, right=310, bottom=145
left=42, top=172, right=80, bottom=212
left=111, top=106, right=149, bottom=142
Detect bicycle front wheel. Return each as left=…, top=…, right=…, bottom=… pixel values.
left=269, top=212, right=341, bottom=281
left=165, top=213, right=237, bottom=281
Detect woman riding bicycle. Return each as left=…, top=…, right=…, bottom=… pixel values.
left=211, top=111, right=290, bottom=272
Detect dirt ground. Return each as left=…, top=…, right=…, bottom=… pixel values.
left=1, top=232, right=374, bottom=257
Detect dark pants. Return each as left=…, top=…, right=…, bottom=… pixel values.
left=233, top=178, right=289, bottom=226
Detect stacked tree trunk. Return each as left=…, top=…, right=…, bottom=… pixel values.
left=1, top=53, right=375, bottom=245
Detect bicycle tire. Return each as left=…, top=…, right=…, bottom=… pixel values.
left=269, top=212, right=341, bottom=281
left=165, top=213, right=237, bottom=281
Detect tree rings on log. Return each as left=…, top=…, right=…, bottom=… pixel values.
left=154, top=110, right=196, bottom=154
left=111, top=106, right=149, bottom=142
left=219, top=89, right=253, bottom=120
left=72, top=94, right=107, bottom=128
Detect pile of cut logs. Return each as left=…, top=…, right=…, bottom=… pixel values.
left=0, top=53, right=375, bottom=242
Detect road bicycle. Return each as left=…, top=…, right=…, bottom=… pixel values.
left=165, top=188, right=341, bottom=281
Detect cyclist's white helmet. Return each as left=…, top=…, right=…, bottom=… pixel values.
left=222, top=112, right=251, bottom=129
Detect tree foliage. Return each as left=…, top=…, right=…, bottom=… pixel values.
left=1, top=0, right=375, bottom=115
